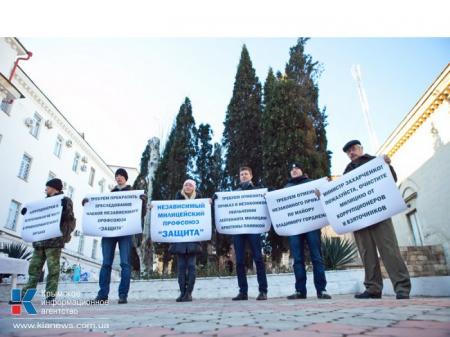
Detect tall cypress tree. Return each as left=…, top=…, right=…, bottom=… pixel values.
left=222, top=45, right=263, bottom=188
left=196, top=123, right=214, bottom=197
left=261, top=38, right=331, bottom=265
left=151, top=97, right=197, bottom=274
left=284, top=38, right=331, bottom=177
left=152, top=97, right=197, bottom=201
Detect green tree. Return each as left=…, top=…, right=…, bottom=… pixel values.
left=261, top=38, right=331, bottom=266
left=222, top=45, right=263, bottom=188
left=151, top=97, right=197, bottom=274
left=284, top=38, right=331, bottom=177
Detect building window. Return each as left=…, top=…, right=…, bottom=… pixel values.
left=406, top=210, right=424, bottom=246
left=77, top=235, right=85, bottom=255
left=403, top=187, right=424, bottom=246
left=1, top=99, right=12, bottom=115
left=30, top=112, right=42, bottom=139
left=91, top=239, right=98, bottom=259
left=67, top=186, right=74, bottom=199
left=99, top=179, right=105, bottom=193
left=54, top=135, right=63, bottom=158
left=72, top=153, right=80, bottom=172
left=88, top=167, right=95, bottom=186
left=48, top=171, right=56, bottom=181
left=18, top=153, right=32, bottom=181
left=5, top=200, right=21, bottom=230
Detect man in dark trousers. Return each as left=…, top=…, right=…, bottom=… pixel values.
left=231, top=166, right=268, bottom=301
left=285, top=163, right=331, bottom=300
left=85, top=168, right=147, bottom=304
left=342, top=140, right=411, bottom=299
left=21, top=178, right=76, bottom=303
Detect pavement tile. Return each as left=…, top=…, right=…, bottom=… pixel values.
left=409, top=314, right=450, bottom=322
left=113, top=327, right=179, bottom=337
left=305, top=322, right=372, bottom=334
left=335, top=317, right=395, bottom=327
left=364, top=327, right=450, bottom=337
left=1, top=295, right=449, bottom=336
left=393, top=320, right=450, bottom=330
left=266, top=331, right=343, bottom=337
left=206, top=326, right=266, bottom=337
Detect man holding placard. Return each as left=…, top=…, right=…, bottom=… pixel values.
left=85, top=168, right=147, bottom=304
left=284, top=163, right=331, bottom=300
left=342, top=140, right=411, bottom=300
left=230, top=166, right=268, bottom=301
left=21, top=178, right=76, bottom=303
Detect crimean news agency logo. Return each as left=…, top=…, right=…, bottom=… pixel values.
left=10, top=288, right=37, bottom=315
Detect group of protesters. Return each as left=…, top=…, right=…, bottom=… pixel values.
left=16, top=139, right=411, bottom=305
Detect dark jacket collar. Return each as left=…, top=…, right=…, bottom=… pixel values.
left=239, top=181, right=254, bottom=190
left=287, top=175, right=310, bottom=185
left=111, top=184, right=132, bottom=192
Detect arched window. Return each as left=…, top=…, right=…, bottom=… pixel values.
left=402, top=186, right=424, bottom=246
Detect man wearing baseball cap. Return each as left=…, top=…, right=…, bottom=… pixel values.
left=85, top=168, right=147, bottom=304
left=284, top=163, right=331, bottom=300
left=20, top=178, right=76, bottom=303
left=342, top=140, right=411, bottom=299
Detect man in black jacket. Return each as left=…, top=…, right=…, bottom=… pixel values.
left=231, top=166, right=268, bottom=301
left=285, top=163, right=331, bottom=300
left=86, top=168, right=147, bottom=304
left=343, top=140, right=411, bottom=300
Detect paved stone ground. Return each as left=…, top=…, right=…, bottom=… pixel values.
left=1, top=295, right=450, bottom=336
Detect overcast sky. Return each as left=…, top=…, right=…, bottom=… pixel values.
left=19, top=38, right=449, bottom=175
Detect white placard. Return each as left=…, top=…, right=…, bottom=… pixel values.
left=82, top=190, right=144, bottom=237
left=150, top=199, right=212, bottom=243
left=319, top=157, right=407, bottom=234
left=265, top=178, right=328, bottom=236
left=21, top=195, right=64, bottom=242
left=214, top=188, right=271, bottom=235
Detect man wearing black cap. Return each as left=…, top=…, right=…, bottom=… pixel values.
left=85, top=168, right=147, bottom=304
left=342, top=140, right=411, bottom=300
left=284, top=163, right=331, bottom=300
left=21, top=178, right=76, bottom=303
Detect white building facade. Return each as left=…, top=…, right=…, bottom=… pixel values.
left=0, top=37, right=121, bottom=281
left=377, top=64, right=450, bottom=266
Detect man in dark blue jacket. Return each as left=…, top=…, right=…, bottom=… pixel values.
left=232, top=166, right=268, bottom=301
left=85, top=168, right=147, bottom=304
left=284, top=163, right=331, bottom=300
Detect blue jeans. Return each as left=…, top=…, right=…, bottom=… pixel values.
left=98, top=235, right=132, bottom=299
left=288, top=229, right=327, bottom=295
left=233, top=234, right=268, bottom=294
left=177, top=254, right=196, bottom=294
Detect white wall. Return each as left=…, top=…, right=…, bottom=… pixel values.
left=0, top=39, right=117, bottom=277
left=390, top=100, right=450, bottom=265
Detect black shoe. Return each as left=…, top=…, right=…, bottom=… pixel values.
left=354, top=291, right=382, bottom=299
left=232, top=293, right=248, bottom=301
left=176, top=293, right=185, bottom=302
left=396, top=293, right=410, bottom=300
left=317, top=291, right=332, bottom=299
left=118, top=297, right=127, bottom=304
left=87, top=297, right=109, bottom=305
left=256, top=292, right=267, bottom=300
left=180, top=292, right=192, bottom=302
left=287, top=292, right=306, bottom=300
